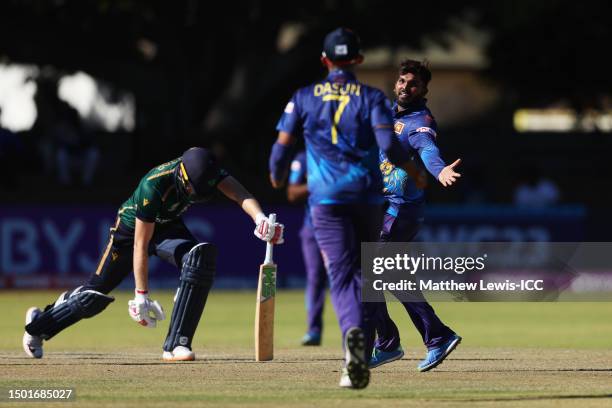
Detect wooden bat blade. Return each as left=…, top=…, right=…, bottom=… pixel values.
left=255, top=263, right=276, bottom=361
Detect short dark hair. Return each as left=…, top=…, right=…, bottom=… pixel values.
left=399, top=59, right=432, bottom=85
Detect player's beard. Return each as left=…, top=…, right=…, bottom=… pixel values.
left=396, top=94, right=424, bottom=110
left=396, top=89, right=415, bottom=107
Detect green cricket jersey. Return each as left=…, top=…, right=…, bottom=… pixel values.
left=118, top=158, right=228, bottom=230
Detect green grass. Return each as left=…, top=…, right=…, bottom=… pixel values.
left=2, top=290, right=611, bottom=351
left=1, top=290, right=611, bottom=407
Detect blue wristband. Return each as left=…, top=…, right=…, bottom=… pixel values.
left=269, top=142, right=292, bottom=182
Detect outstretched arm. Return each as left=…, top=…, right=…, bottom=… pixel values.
left=217, top=176, right=285, bottom=244
left=217, top=175, right=263, bottom=223
left=411, top=132, right=461, bottom=187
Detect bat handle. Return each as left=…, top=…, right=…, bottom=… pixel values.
left=264, top=213, right=276, bottom=264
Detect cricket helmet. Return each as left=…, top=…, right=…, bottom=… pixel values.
left=179, top=147, right=220, bottom=201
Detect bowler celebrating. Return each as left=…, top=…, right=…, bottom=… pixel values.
left=371, top=60, right=462, bottom=372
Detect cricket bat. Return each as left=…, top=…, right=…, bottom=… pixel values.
left=255, top=213, right=277, bottom=361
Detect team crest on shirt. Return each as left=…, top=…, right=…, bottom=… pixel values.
left=394, top=122, right=405, bottom=134
left=143, top=198, right=150, bottom=206
left=284, top=101, right=295, bottom=114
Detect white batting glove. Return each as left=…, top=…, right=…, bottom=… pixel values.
left=128, top=290, right=165, bottom=328
left=254, top=213, right=285, bottom=244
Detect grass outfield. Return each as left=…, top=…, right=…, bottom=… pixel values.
left=1, top=290, right=611, bottom=407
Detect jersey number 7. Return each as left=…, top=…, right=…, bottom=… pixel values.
left=322, top=95, right=350, bottom=144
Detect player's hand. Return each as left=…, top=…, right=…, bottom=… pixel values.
left=254, top=214, right=285, bottom=244
left=438, top=158, right=461, bottom=187
left=128, top=291, right=165, bottom=328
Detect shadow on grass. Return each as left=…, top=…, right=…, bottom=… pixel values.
left=445, top=394, right=612, bottom=402
left=432, top=368, right=612, bottom=373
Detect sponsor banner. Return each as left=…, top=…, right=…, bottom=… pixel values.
left=362, top=242, right=612, bottom=301
left=0, top=205, right=304, bottom=289
left=419, top=205, right=586, bottom=242
left=0, top=205, right=586, bottom=289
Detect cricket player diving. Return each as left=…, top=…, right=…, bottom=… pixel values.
left=370, top=59, right=462, bottom=372
left=23, top=147, right=284, bottom=361
left=269, top=28, right=420, bottom=389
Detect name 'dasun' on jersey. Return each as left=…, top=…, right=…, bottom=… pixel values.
left=313, top=82, right=361, bottom=97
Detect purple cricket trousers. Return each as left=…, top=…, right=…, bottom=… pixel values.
left=374, top=203, right=455, bottom=351
left=310, top=204, right=382, bottom=353
left=300, top=224, right=327, bottom=335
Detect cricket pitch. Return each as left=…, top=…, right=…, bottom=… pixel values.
left=1, top=290, right=611, bottom=407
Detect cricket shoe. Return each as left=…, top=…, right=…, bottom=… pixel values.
left=369, top=345, right=404, bottom=368
left=301, top=331, right=321, bottom=346
left=162, top=346, right=195, bottom=362
left=338, top=368, right=352, bottom=388
left=340, top=327, right=370, bottom=389
left=23, top=307, right=43, bottom=359
left=418, top=334, right=462, bottom=372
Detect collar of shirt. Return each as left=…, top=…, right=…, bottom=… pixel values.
left=326, top=69, right=357, bottom=83
left=393, top=98, right=428, bottom=118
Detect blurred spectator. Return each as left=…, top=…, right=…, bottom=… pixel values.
left=50, top=102, right=100, bottom=187
left=33, top=77, right=100, bottom=188
left=513, top=166, right=560, bottom=207
left=0, top=107, right=24, bottom=192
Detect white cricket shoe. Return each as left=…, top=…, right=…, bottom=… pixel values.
left=162, top=346, right=195, bottom=362
left=339, top=327, right=370, bottom=389
left=23, top=307, right=43, bottom=359
left=339, top=368, right=353, bottom=388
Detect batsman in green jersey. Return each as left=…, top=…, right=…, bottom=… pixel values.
left=23, top=147, right=284, bottom=361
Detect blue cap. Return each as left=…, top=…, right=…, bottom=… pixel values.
left=322, top=28, right=362, bottom=62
